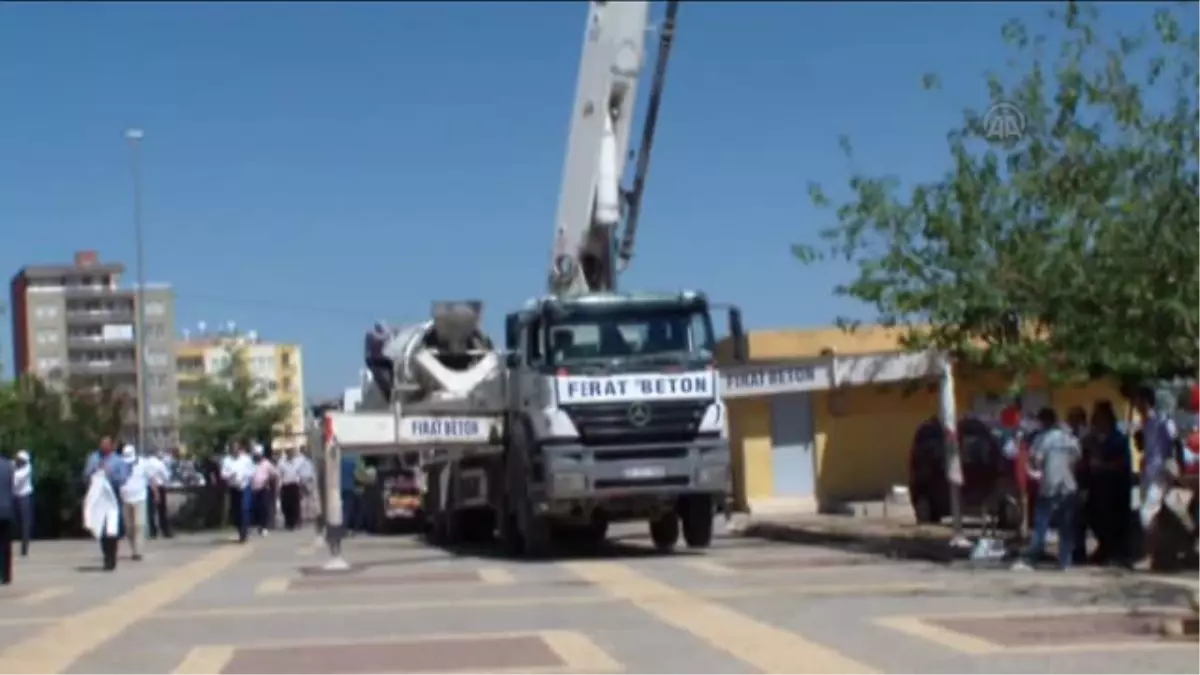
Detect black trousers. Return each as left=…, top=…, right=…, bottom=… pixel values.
left=100, top=535, right=119, bottom=570
left=147, top=487, right=173, bottom=539
left=228, top=488, right=248, bottom=541
left=1091, top=476, right=1133, bottom=563
left=252, top=489, right=271, bottom=530
left=280, top=483, right=302, bottom=530
left=0, top=518, right=12, bottom=584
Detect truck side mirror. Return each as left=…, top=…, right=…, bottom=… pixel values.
left=729, top=307, right=748, bottom=364
left=504, top=351, right=522, bottom=369
left=504, top=314, right=520, bottom=351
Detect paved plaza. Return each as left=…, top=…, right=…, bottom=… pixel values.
left=0, top=525, right=1196, bottom=674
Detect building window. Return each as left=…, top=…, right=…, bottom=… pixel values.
left=34, top=305, right=59, bottom=320
left=145, top=351, right=170, bottom=368
left=144, top=301, right=165, bottom=317
left=149, top=403, right=172, bottom=419
left=36, top=330, right=59, bottom=345
left=37, top=357, right=61, bottom=372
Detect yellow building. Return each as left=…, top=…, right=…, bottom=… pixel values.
left=176, top=333, right=307, bottom=451
left=717, top=325, right=1124, bottom=515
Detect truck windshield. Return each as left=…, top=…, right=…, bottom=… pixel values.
left=546, top=306, right=715, bottom=365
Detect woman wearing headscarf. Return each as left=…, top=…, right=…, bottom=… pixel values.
left=1086, top=400, right=1133, bottom=565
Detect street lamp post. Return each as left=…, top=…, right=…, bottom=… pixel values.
left=126, top=128, right=149, bottom=455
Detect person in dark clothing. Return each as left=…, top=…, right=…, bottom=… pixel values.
left=144, top=449, right=173, bottom=539
left=1065, top=406, right=1092, bottom=564
left=1087, top=400, right=1134, bottom=565
left=0, top=455, right=16, bottom=585
left=340, top=455, right=360, bottom=534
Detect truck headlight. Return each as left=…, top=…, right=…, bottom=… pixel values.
left=698, top=466, right=727, bottom=486
left=553, top=472, right=586, bottom=494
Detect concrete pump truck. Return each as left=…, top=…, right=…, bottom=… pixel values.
left=317, top=0, right=748, bottom=560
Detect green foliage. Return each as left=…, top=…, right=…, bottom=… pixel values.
left=181, top=345, right=292, bottom=458
left=795, top=1, right=1199, bottom=387
left=0, top=376, right=126, bottom=536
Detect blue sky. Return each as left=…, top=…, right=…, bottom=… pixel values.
left=0, top=1, right=1187, bottom=398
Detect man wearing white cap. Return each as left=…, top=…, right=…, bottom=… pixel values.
left=13, top=451, right=33, bottom=557
left=119, top=445, right=149, bottom=561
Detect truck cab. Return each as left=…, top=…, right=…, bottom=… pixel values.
left=501, top=290, right=745, bottom=553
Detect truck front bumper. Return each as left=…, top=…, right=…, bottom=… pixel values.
left=539, top=438, right=730, bottom=500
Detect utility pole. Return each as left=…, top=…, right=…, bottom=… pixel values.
left=0, top=301, right=7, bottom=380
left=126, top=128, right=148, bottom=454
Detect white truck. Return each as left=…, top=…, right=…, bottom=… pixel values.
left=318, top=0, right=747, bottom=559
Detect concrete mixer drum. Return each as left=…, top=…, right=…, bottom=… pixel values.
left=363, top=301, right=501, bottom=409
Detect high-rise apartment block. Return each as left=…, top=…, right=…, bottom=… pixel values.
left=8, top=250, right=179, bottom=447
left=176, top=329, right=306, bottom=451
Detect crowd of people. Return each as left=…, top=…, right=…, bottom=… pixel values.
left=1011, top=384, right=1198, bottom=571
left=216, top=441, right=316, bottom=543
left=0, top=437, right=319, bottom=584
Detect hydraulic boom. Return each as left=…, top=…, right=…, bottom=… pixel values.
left=548, top=0, right=679, bottom=295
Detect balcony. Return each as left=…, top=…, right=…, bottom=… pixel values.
left=66, top=307, right=135, bottom=324
left=61, top=285, right=125, bottom=298
left=68, top=359, right=137, bottom=376
left=66, top=334, right=135, bottom=350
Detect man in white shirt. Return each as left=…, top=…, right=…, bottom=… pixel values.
left=119, top=446, right=149, bottom=561
left=142, top=450, right=172, bottom=539
left=12, top=451, right=33, bottom=557
left=277, top=448, right=306, bottom=530
left=221, top=444, right=256, bottom=542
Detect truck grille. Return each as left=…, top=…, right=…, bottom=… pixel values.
left=562, top=400, right=709, bottom=446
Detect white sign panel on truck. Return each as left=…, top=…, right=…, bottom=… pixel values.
left=556, top=370, right=716, bottom=404
left=402, top=416, right=495, bottom=443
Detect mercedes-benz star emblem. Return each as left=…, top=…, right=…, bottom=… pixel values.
left=627, top=402, right=652, bottom=427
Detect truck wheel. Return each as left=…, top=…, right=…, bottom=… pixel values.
left=459, top=509, right=496, bottom=542
left=649, top=513, right=680, bottom=552
left=680, top=495, right=714, bottom=549
left=497, top=487, right=525, bottom=556
left=519, top=508, right=551, bottom=559
left=584, top=518, right=609, bottom=545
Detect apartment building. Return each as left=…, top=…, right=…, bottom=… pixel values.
left=9, top=250, right=180, bottom=448
left=176, top=329, right=306, bottom=451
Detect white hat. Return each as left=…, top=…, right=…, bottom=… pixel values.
left=122, top=445, right=137, bottom=460
left=15, top=450, right=29, bottom=462
left=252, top=443, right=264, bottom=456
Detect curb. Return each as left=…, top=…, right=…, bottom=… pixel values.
left=740, top=521, right=965, bottom=563
left=1162, top=588, right=1200, bottom=640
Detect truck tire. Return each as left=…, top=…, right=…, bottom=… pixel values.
left=459, top=509, right=496, bottom=543
left=649, top=513, right=680, bottom=552
left=680, top=495, right=714, bottom=549
left=517, top=495, right=552, bottom=559
left=583, top=518, right=609, bottom=546
left=498, top=492, right=524, bottom=556
left=422, top=467, right=446, bottom=545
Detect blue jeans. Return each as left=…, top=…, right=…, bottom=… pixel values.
left=341, top=491, right=360, bottom=532
left=14, top=495, right=32, bottom=556
left=240, top=487, right=254, bottom=539
left=1025, top=492, right=1079, bottom=568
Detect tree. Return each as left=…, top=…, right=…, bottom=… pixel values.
left=181, top=346, right=293, bottom=458
left=795, top=1, right=1199, bottom=388
left=0, top=376, right=125, bottom=537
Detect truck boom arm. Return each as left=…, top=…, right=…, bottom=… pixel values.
left=548, top=1, right=679, bottom=296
